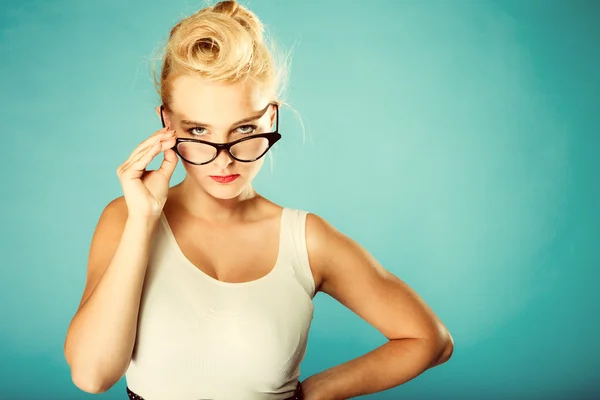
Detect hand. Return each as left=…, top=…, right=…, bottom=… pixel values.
left=116, top=127, right=178, bottom=221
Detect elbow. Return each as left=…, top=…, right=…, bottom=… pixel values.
left=70, top=366, right=120, bottom=394
left=65, top=342, right=126, bottom=394
left=438, top=333, right=454, bottom=364
left=65, top=346, right=110, bottom=393
left=71, top=372, right=109, bottom=394
left=429, top=330, right=454, bottom=367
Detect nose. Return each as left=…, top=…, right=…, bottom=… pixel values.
left=213, top=148, right=233, bottom=169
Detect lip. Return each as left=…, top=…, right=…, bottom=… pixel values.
left=209, top=174, right=240, bottom=184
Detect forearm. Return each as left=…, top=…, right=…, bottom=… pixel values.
left=306, top=338, right=448, bottom=400
left=65, top=217, right=156, bottom=392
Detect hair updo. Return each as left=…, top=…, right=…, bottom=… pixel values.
left=152, top=0, right=289, bottom=113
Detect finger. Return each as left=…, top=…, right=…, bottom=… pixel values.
left=119, top=139, right=165, bottom=179
left=127, top=130, right=175, bottom=164
left=119, top=131, right=175, bottom=174
left=128, top=137, right=174, bottom=175
left=156, top=146, right=179, bottom=179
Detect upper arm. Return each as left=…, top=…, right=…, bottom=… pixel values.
left=305, top=213, right=452, bottom=346
left=77, top=196, right=128, bottom=309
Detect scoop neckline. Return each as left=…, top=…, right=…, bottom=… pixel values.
left=159, top=207, right=287, bottom=287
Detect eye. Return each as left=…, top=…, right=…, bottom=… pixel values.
left=185, top=124, right=257, bottom=136
left=187, top=126, right=206, bottom=136
left=236, top=124, right=257, bottom=134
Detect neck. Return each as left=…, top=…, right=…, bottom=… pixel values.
left=175, top=177, right=259, bottom=224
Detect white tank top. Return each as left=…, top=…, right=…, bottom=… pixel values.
left=125, top=207, right=316, bottom=400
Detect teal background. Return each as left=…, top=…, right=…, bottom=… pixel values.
left=1, top=0, right=598, bottom=398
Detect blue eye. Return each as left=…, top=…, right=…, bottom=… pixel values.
left=187, top=126, right=206, bottom=136
left=186, top=124, right=257, bottom=137
left=237, top=124, right=257, bottom=134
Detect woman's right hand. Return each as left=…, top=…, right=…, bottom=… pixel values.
left=116, top=127, right=179, bottom=221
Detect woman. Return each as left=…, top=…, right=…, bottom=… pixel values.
left=64, top=1, right=454, bottom=399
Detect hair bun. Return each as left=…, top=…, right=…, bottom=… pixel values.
left=213, top=0, right=264, bottom=44
left=212, top=0, right=240, bottom=17
left=154, top=0, right=290, bottom=111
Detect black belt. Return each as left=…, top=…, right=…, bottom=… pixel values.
left=126, top=381, right=304, bottom=400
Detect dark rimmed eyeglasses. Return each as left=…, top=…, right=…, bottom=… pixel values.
left=159, top=103, right=281, bottom=165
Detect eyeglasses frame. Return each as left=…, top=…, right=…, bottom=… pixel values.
left=159, top=103, right=281, bottom=165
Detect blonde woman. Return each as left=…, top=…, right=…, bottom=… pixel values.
left=63, top=1, right=453, bottom=399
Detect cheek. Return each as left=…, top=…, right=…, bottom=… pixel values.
left=231, top=158, right=266, bottom=183
left=244, top=158, right=266, bottom=177
left=180, top=163, right=211, bottom=181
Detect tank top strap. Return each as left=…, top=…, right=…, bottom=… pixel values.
left=278, top=208, right=316, bottom=299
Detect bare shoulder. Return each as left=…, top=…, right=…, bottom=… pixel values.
left=77, top=196, right=129, bottom=308
left=305, top=212, right=398, bottom=297
left=102, top=195, right=128, bottom=218
left=254, top=195, right=285, bottom=221
left=304, top=212, right=340, bottom=294
left=93, top=196, right=129, bottom=234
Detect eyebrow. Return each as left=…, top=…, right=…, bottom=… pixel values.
left=179, top=104, right=271, bottom=128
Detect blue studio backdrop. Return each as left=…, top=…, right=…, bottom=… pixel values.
left=0, top=0, right=598, bottom=398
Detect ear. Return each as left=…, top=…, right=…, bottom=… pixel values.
left=155, top=105, right=172, bottom=129
left=269, top=104, right=278, bottom=131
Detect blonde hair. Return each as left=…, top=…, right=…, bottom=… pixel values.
left=151, top=0, right=290, bottom=112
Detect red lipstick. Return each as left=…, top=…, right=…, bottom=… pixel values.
left=210, top=174, right=240, bottom=183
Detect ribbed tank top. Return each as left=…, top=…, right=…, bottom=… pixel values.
left=124, top=207, right=316, bottom=400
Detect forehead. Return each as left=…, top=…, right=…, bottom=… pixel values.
left=170, top=75, right=269, bottom=123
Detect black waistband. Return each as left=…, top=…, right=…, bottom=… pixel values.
left=126, top=381, right=304, bottom=400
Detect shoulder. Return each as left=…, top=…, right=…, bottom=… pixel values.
left=91, top=196, right=131, bottom=246
left=78, top=196, right=129, bottom=309
left=90, top=195, right=136, bottom=249
left=105, top=195, right=128, bottom=215
left=255, top=196, right=285, bottom=222
left=303, top=212, right=348, bottom=293
left=305, top=212, right=334, bottom=244
left=304, top=212, right=392, bottom=297
left=96, top=196, right=132, bottom=229
left=93, top=195, right=129, bottom=229
left=304, top=212, right=352, bottom=262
